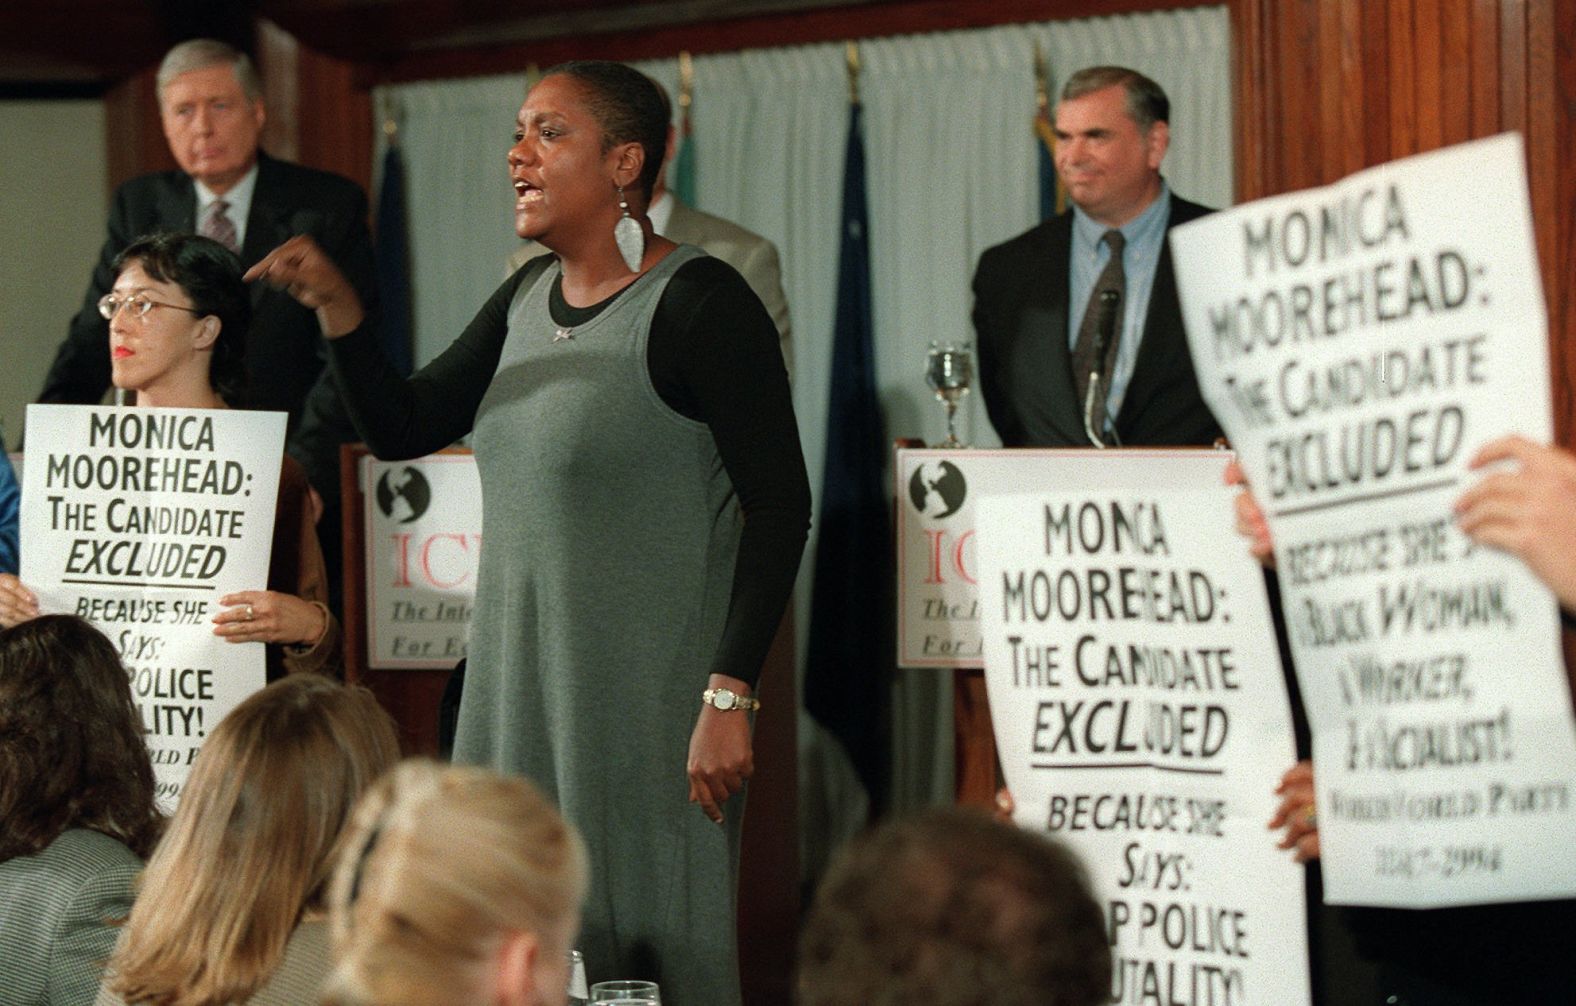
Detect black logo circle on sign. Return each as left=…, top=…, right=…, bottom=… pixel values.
left=907, top=460, right=967, bottom=519
left=376, top=466, right=432, bottom=523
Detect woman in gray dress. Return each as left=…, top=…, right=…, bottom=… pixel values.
left=249, top=61, right=809, bottom=1005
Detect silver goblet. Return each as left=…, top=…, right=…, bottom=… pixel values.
left=926, top=341, right=973, bottom=448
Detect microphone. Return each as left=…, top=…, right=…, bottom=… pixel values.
left=1083, top=288, right=1121, bottom=448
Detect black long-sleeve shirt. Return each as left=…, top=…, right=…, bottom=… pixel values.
left=328, top=253, right=810, bottom=687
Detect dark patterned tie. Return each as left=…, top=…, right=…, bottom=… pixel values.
left=202, top=200, right=240, bottom=254
left=1071, top=229, right=1126, bottom=445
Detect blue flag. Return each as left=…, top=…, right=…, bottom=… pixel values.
left=672, top=111, right=697, bottom=207
left=1036, top=106, right=1063, bottom=220
left=375, top=143, right=414, bottom=377
left=804, top=102, right=891, bottom=807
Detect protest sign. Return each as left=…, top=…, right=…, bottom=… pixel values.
left=1171, top=133, right=1576, bottom=906
left=978, top=456, right=1308, bottom=1005
left=362, top=452, right=480, bottom=668
left=897, top=447, right=1231, bottom=667
left=20, top=404, right=284, bottom=808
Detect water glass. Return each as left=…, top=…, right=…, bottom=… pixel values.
left=589, top=979, right=660, bottom=1004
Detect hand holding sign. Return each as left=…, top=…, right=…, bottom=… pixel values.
left=0, top=572, right=39, bottom=627
left=1455, top=436, right=1576, bottom=611
left=214, top=589, right=329, bottom=647
left=1268, top=760, right=1320, bottom=863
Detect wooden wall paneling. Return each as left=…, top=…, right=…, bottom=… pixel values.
left=1388, top=0, right=1418, bottom=158
left=1414, top=0, right=1446, bottom=151
left=1546, top=0, right=1576, bottom=444
left=1316, top=0, right=1345, bottom=183
left=1440, top=0, right=1472, bottom=145
left=375, top=0, right=1217, bottom=85
left=1335, top=0, right=1367, bottom=179
left=292, top=42, right=374, bottom=198
left=1469, top=0, right=1502, bottom=136
left=257, top=20, right=302, bottom=165
left=103, top=69, right=174, bottom=194
left=1360, top=1, right=1393, bottom=171
left=1527, top=0, right=1557, bottom=342
left=1276, top=1, right=1314, bottom=191
left=1229, top=0, right=1269, bottom=201
left=1500, top=0, right=1528, bottom=136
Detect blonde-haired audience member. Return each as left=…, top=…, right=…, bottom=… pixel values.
left=0, top=616, right=162, bottom=1005
left=96, top=676, right=398, bottom=1006
left=322, top=761, right=588, bottom=1006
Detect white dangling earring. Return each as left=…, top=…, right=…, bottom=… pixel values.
left=613, top=185, right=645, bottom=273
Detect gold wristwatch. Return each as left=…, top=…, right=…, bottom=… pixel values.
left=702, top=687, right=760, bottom=712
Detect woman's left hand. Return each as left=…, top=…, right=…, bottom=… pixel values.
left=214, top=590, right=328, bottom=647
left=687, top=676, right=755, bottom=824
left=1268, top=759, right=1321, bottom=863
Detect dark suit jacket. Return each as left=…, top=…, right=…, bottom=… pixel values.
left=971, top=194, right=1221, bottom=448
left=40, top=152, right=376, bottom=500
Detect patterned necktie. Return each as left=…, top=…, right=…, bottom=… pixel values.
left=202, top=200, right=240, bottom=254
left=1071, top=229, right=1126, bottom=445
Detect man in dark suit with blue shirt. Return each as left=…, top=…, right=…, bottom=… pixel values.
left=39, top=38, right=375, bottom=602
left=972, top=66, right=1219, bottom=449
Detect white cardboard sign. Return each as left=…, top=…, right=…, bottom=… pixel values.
left=21, top=404, right=283, bottom=808
left=1171, top=133, right=1576, bottom=906
left=977, top=457, right=1309, bottom=1005
left=361, top=453, right=481, bottom=669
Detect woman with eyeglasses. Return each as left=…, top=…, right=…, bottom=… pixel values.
left=0, top=233, right=340, bottom=677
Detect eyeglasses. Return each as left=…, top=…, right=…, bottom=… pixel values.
left=97, top=293, right=203, bottom=321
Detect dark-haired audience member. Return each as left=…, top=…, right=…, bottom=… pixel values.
left=247, top=59, right=808, bottom=1004
left=1233, top=440, right=1576, bottom=1005
left=0, top=615, right=163, bottom=1005
left=798, top=808, right=1111, bottom=1006
left=96, top=675, right=399, bottom=1006
left=0, top=232, right=340, bottom=679
left=322, top=761, right=587, bottom=1006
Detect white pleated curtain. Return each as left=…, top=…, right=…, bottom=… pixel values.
left=374, top=6, right=1231, bottom=839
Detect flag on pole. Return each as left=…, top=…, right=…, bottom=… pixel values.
left=804, top=95, right=891, bottom=808
left=1034, top=41, right=1064, bottom=220
left=672, top=109, right=697, bottom=207
left=1035, top=104, right=1062, bottom=221
left=672, top=52, right=697, bottom=206
left=375, top=136, right=414, bottom=377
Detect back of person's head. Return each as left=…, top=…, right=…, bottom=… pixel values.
left=798, top=808, right=1112, bottom=1006
left=109, top=675, right=398, bottom=1006
left=1061, top=65, right=1170, bottom=131
left=157, top=38, right=263, bottom=103
left=0, top=615, right=161, bottom=861
left=541, top=60, right=668, bottom=202
left=115, top=232, right=249, bottom=400
left=323, top=761, right=588, bottom=1006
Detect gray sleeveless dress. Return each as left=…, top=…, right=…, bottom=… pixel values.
left=459, top=245, right=745, bottom=1005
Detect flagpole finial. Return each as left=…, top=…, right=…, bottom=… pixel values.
left=846, top=40, right=861, bottom=105
left=679, top=51, right=694, bottom=111
left=1033, top=39, right=1050, bottom=113
left=380, top=94, right=402, bottom=144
